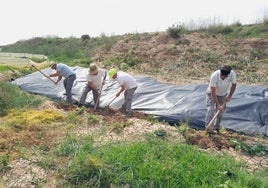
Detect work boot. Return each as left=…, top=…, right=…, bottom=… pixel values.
left=126, top=112, right=133, bottom=117
left=215, top=128, right=220, bottom=134
left=125, top=110, right=133, bottom=117
left=206, top=127, right=216, bottom=134
left=72, top=101, right=79, bottom=105
left=119, top=107, right=126, bottom=113
left=77, top=103, right=84, bottom=107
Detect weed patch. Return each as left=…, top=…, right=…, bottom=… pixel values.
left=0, top=109, right=65, bottom=160
left=0, top=82, right=42, bottom=116
left=4, top=109, right=64, bottom=128
left=232, top=140, right=268, bottom=156
left=59, top=136, right=267, bottom=187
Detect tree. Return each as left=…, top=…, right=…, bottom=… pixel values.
left=81, top=34, right=90, bottom=41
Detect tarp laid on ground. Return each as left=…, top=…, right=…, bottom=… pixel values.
left=12, top=66, right=268, bottom=136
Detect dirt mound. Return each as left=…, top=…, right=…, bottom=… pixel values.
left=183, top=129, right=268, bottom=171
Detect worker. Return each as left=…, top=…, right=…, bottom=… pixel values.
left=205, top=64, right=237, bottom=132
left=78, top=63, right=107, bottom=108
left=50, top=63, right=76, bottom=104
left=108, top=68, right=137, bottom=115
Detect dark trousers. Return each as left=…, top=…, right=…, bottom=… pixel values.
left=63, top=74, right=76, bottom=103
left=121, top=87, right=137, bottom=113
left=79, top=85, right=99, bottom=107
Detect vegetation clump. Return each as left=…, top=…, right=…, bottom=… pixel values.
left=0, top=82, right=42, bottom=116
left=58, top=135, right=267, bottom=187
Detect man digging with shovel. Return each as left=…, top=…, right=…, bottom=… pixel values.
left=78, top=63, right=107, bottom=109
left=49, top=63, right=76, bottom=104
left=108, top=68, right=137, bottom=116
left=205, top=64, right=237, bottom=133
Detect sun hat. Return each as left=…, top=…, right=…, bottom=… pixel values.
left=108, top=68, right=117, bottom=79
left=89, top=63, right=98, bottom=75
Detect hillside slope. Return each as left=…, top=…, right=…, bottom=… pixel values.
left=1, top=25, right=268, bottom=85
left=96, top=32, right=268, bottom=85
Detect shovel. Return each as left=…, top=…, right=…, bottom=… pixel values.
left=205, top=110, right=220, bottom=131
left=205, top=102, right=226, bottom=132
left=31, top=64, right=56, bottom=84
left=105, top=96, right=117, bottom=109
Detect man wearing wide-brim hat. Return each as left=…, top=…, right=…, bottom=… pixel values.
left=78, top=63, right=107, bottom=108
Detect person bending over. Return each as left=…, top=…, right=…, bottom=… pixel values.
left=205, top=64, right=237, bottom=132
left=50, top=63, right=76, bottom=104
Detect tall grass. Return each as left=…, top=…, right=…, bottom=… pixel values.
left=57, top=135, right=267, bottom=188
left=1, top=35, right=121, bottom=66
left=0, top=82, right=42, bottom=116
left=168, top=18, right=268, bottom=38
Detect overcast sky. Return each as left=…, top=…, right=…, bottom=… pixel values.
left=0, top=0, right=267, bottom=46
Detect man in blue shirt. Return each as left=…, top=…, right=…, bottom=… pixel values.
left=50, top=63, right=76, bottom=103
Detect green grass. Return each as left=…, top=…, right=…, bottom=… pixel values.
left=0, top=65, right=17, bottom=72
left=0, top=82, right=42, bottom=116
left=232, top=140, right=268, bottom=156
left=0, top=65, right=33, bottom=81
left=57, top=135, right=268, bottom=188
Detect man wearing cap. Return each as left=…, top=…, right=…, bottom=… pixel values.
left=108, top=68, right=137, bottom=115
left=205, top=64, right=237, bottom=132
left=50, top=63, right=76, bottom=103
left=78, top=63, right=107, bottom=108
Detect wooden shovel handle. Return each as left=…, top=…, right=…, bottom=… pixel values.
left=31, top=65, right=56, bottom=84
left=205, top=102, right=226, bottom=131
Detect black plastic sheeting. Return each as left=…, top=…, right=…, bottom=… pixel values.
left=12, top=66, right=268, bottom=136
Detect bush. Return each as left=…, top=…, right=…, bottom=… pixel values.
left=81, top=34, right=90, bottom=41
left=207, top=25, right=234, bottom=35
left=167, top=24, right=186, bottom=39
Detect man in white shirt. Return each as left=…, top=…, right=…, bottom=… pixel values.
left=108, top=68, right=137, bottom=115
left=79, top=63, right=107, bottom=108
left=205, top=65, right=237, bottom=132
left=50, top=63, right=76, bottom=103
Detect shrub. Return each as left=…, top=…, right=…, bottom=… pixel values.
left=207, top=25, right=234, bottom=35
left=167, top=24, right=186, bottom=39
left=81, top=34, right=90, bottom=41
